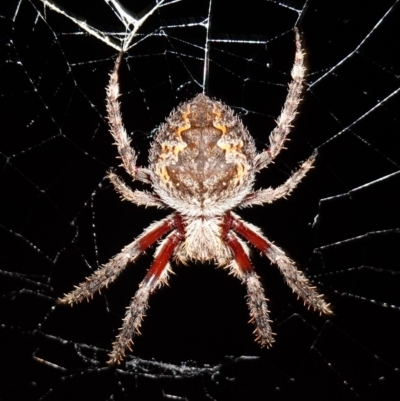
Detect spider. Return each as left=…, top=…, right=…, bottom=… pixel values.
left=59, top=28, right=332, bottom=364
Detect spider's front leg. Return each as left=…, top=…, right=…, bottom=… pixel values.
left=58, top=215, right=176, bottom=305
left=108, top=227, right=184, bottom=364
left=231, top=213, right=332, bottom=315
left=222, top=214, right=275, bottom=347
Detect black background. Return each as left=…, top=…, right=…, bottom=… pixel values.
left=1, top=1, right=400, bottom=400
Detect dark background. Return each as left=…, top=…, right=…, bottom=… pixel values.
left=1, top=0, right=400, bottom=400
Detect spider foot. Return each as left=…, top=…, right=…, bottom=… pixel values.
left=107, top=285, right=150, bottom=365
left=268, top=246, right=333, bottom=316
left=57, top=283, right=97, bottom=305
left=57, top=251, right=135, bottom=305
left=107, top=231, right=180, bottom=364
left=245, top=273, right=275, bottom=347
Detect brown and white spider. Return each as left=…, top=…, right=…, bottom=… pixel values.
left=59, top=28, right=332, bottom=364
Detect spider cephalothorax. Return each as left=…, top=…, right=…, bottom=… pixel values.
left=59, top=28, right=332, bottom=364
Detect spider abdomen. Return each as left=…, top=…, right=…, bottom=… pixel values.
left=149, top=94, right=257, bottom=216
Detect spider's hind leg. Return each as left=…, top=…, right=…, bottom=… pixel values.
left=254, top=27, right=306, bottom=172
left=106, top=52, right=152, bottom=184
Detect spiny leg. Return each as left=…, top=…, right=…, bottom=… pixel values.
left=230, top=212, right=332, bottom=315
left=58, top=215, right=175, bottom=305
left=222, top=219, right=274, bottom=347
left=255, top=27, right=306, bottom=171
left=108, top=230, right=183, bottom=364
left=108, top=171, right=165, bottom=208
left=242, top=153, right=315, bottom=207
left=106, top=53, right=151, bottom=183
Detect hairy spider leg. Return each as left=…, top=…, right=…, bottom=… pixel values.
left=230, top=212, right=332, bottom=315
left=108, top=171, right=165, bottom=208
left=58, top=215, right=176, bottom=305
left=222, top=213, right=275, bottom=347
left=242, top=154, right=315, bottom=207
left=254, top=27, right=306, bottom=172
left=106, top=52, right=151, bottom=183
left=106, top=53, right=137, bottom=179
left=108, top=220, right=184, bottom=364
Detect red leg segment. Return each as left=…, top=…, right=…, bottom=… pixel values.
left=230, top=212, right=332, bottom=315
left=230, top=213, right=270, bottom=254
left=59, top=215, right=176, bottom=305
left=222, top=215, right=274, bottom=347
left=137, top=215, right=178, bottom=251
left=144, top=228, right=182, bottom=284
left=108, top=226, right=183, bottom=364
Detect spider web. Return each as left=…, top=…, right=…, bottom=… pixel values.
left=1, top=0, right=400, bottom=399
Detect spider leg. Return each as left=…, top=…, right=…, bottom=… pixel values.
left=255, top=28, right=306, bottom=172
left=108, top=229, right=183, bottom=364
left=108, top=171, right=165, bottom=208
left=222, top=218, right=274, bottom=347
left=241, top=153, right=315, bottom=207
left=106, top=53, right=151, bottom=184
left=230, top=212, right=332, bottom=315
left=58, top=214, right=176, bottom=305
